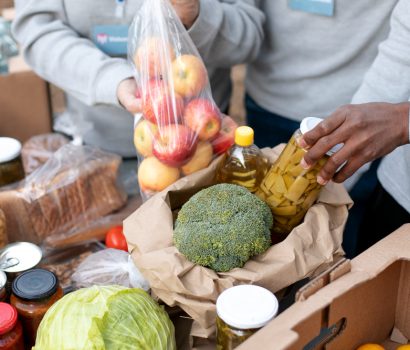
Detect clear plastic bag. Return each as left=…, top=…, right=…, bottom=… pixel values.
left=21, top=133, right=70, bottom=175
left=71, top=248, right=150, bottom=291
left=0, top=144, right=127, bottom=248
left=128, top=0, right=238, bottom=200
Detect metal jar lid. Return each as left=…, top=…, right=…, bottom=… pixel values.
left=0, top=137, right=22, bottom=164
left=0, top=242, right=42, bottom=273
left=300, top=117, right=343, bottom=156
left=217, top=285, right=279, bottom=330
left=0, top=302, right=18, bottom=335
left=12, top=269, right=58, bottom=301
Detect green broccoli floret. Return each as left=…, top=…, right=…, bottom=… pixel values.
left=173, top=183, right=273, bottom=272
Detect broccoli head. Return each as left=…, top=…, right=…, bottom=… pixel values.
left=173, top=183, right=273, bottom=272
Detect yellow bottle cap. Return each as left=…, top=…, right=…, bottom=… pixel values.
left=235, top=126, right=254, bottom=147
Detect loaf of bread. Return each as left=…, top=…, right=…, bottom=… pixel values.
left=22, top=133, right=69, bottom=175
left=0, top=145, right=127, bottom=246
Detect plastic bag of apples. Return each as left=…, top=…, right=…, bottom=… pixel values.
left=129, top=0, right=238, bottom=200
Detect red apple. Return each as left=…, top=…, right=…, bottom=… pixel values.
left=181, top=141, right=213, bottom=175
left=184, top=98, right=221, bottom=141
left=172, top=55, right=207, bottom=98
left=211, top=116, right=238, bottom=155
left=133, top=119, right=158, bottom=157
left=142, top=80, right=184, bottom=126
left=153, top=124, right=198, bottom=167
left=134, top=37, right=175, bottom=78
left=138, top=157, right=180, bottom=192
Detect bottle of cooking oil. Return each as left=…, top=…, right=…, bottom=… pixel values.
left=217, top=126, right=268, bottom=193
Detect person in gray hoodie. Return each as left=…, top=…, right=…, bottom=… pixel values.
left=176, top=0, right=400, bottom=147
left=174, top=0, right=404, bottom=257
left=11, top=0, right=250, bottom=157
left=300, top=0, right=410, bottom=252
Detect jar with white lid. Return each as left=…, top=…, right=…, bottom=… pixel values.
left=256, top=117, right=342, bottom=237
left=0, top=137, right=25, bottom=187
left=216, top=285, right=279, bottom=350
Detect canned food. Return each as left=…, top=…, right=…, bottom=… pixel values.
left=0, top=271, right=6, bottom=302
left=0, top=137, right=25, bottom=187
left=0, top=242, right=43, bottom=293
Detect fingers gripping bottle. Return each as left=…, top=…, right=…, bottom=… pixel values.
left=217, top=126, right=268, bottom=193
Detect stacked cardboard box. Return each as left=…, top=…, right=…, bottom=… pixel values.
left=0, top=0, right=13, bottom=11
left=0, top=56, right=52, bottom=142
left=0, top=6, right=53, bottom=143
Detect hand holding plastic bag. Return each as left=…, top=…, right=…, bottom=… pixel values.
left=72, top=248, right=150, bottom=291
left=129, top=0, right=238, bottom=200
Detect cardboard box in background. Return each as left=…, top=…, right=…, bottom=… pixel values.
left=0, top=56, right=53, bottom=143
left=0, top=0, right=13, bottom=11
left=239, top=224, right=410, bottom=350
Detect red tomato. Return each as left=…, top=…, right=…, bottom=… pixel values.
left=105, top=226, right=128, bottom=252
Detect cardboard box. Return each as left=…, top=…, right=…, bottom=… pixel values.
left=0, top=0, right=13, bottom=11
left=239, top=224, right=410, bottom=350
left=0, top=56, right=52, bottom=143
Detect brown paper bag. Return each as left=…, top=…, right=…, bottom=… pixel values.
left=124, top=145, right=353, bottom=340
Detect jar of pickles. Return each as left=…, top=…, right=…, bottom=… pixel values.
left=0, top=138, right=25, bottom=187
left=256, top=117, right=341, bottom=236
left=11, top=269, right=63, bottom=348
left=216, top=285, right=278, bottom=350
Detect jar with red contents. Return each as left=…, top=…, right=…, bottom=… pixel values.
left=10, top=269, right=63, bottom=349
left=0, top=302, right=24, bottom=350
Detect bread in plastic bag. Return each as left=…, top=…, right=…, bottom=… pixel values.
left=72, top=248, right=150, bottom=291
left=0, top=209, right=6, bottom=248
left=128, top=0, right=238, bottom=200
left=0, top=144, right=127, bottom=247
left=21, top=133, right=70, bottom=175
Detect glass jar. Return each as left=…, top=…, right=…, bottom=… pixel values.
left=0, top=138, right=25, bottom=187
left=256, top=117, right=341, bottom=237
left=0, top=271, right=7, bottom=302
left=0, top=302, right=24, bottom=350
left=11, top=269, right=63, bottom=348
left=217, top=126, right=268, bottom=193
left=216, top=285, right=278, bottom=350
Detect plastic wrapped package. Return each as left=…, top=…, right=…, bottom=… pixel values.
left=0, top=144, right=127, bottom=248
left=0, top=209, right=6, bottom=248
left=129, top=0, right=238, bottom=200
left=21, top=133, right=69, bottom=175
left=72, top=248, right=150, bottom=291
left=39, top=241, right=106, bottom=292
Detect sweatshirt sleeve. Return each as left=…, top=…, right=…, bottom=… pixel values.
left=12, top=0, right=134, bottom=107
left=352, top=0, right=410, bottom=106
left=188, top=0, right=265, bottom=67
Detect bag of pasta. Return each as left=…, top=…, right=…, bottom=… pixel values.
left=129, top=0, right=237, bottom=200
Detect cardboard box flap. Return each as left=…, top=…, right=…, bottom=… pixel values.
left=296, top=258, right=351, bottom=302
left=396, top=260, right=410, bottom=341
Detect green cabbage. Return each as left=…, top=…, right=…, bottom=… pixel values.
left=34, top=286, right=176, bottom=350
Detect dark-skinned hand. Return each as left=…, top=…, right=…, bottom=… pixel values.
left=300, top=102, right=410, bottom=185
